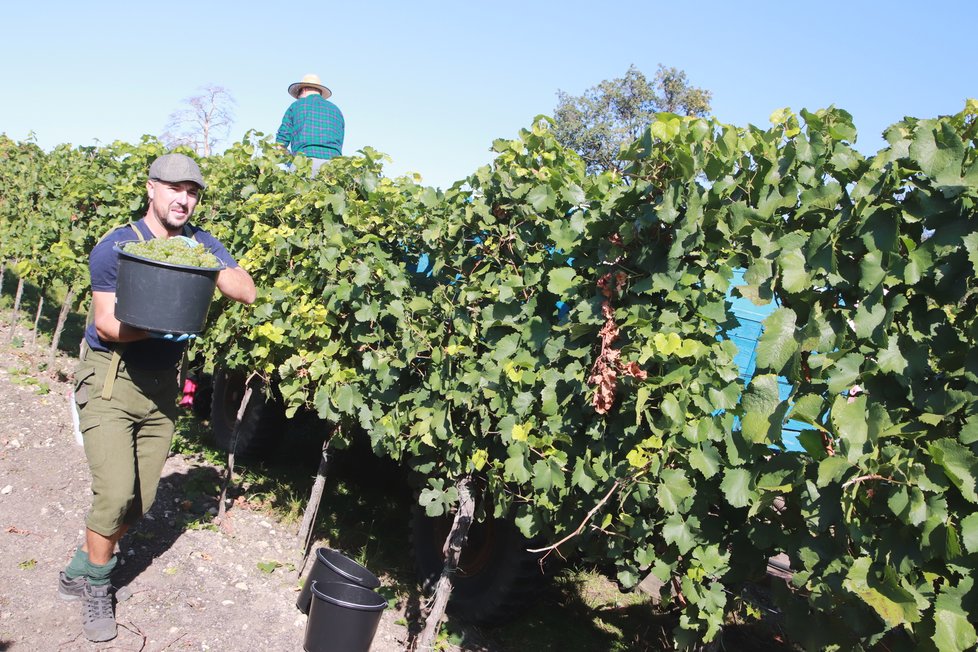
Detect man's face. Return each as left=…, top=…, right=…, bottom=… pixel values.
left=147, top=180, right=200, bottom=231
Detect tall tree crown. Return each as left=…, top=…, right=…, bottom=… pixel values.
left=553, top=64, right=711, bottom=174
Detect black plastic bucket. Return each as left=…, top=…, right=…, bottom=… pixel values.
left=304, top=581, right=387, bottom=652
left=113, top=244, right=223, bottom=334
left=297, top=548, right=381, bottom=615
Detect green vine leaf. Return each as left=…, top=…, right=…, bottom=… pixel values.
left=756, top=308, right=798, bottom=372
left=843, top=557, right=920, bottom=629
left=741, top=374, right=786, bottom=445
left=961, top=512, right=978, bottom=554
left=779, top=248, right=810, bottom=293
left=656, top=469, right=694, bottom=513
left=546, top=267, right=577, bottom=294
left=661, top=513, right=698, bottom=555
left=831, top=394, right=870, bottom=464
left=720, top=467, right=752, bottom=508
left=928, top=439, right=978, bottom=504
left=932, top=577, right=978, bottom=652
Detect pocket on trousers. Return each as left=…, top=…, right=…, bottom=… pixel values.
left=74, top=366, right=97, bottom=408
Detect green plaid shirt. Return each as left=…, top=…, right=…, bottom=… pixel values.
left=275, top=95, right=345, bottom=159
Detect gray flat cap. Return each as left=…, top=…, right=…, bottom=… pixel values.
left=149, top=153, right=207, bottom=189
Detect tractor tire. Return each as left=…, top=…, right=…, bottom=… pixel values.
left=190, top=373, right=213, bottom=422
left=209, top=367, right=284, bottom=458
left=411, top=508, right=548, bottom=625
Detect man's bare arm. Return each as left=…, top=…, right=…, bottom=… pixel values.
left=92, top=291, right=151, bottom=342
left=216, top=266, right=257, bottom=305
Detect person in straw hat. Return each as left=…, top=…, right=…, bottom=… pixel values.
left=275, top=73, right=345, bottom=174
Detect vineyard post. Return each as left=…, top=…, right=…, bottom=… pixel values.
left=49, top=287, right=76, bottom=362
left=216, top=373, right=256, bottom=524
left=414, top=475, right=475, bottom=652
left=297, top=434, right=333, bottom=574
left=8, top=277, right=24, bottom=342
left=30, top=294, right=43, bottom=347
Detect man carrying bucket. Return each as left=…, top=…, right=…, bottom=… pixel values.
left=58, top=153, right=256, bottom=642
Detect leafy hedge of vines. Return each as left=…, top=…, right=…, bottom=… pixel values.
left=1, top=101, right=977, bottom=650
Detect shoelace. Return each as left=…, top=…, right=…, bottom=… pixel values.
left=85, top=587, right=114, bottom=619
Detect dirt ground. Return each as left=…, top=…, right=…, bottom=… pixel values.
left=0, top=321, right=434, bottom=652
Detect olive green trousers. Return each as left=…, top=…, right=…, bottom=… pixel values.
left=74, top=349, right=179, bottom=536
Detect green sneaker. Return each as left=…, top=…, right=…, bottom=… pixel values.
left=58, top=571, right=87, bottom=602
left=81, top=583, right=117, bottom=642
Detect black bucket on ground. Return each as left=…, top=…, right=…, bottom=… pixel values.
left=113, top=244, right=222, bottom=334
left=304, top=581, right=387, bottom=652
left=297, top=548, right=381, bottom=614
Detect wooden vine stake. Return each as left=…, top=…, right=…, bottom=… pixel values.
left=49, top=287, right=76, bottom=363
left=297, top=431, right=335, bottom=574
left=414, top=475, right=475, bottom=652
left=8, top=277, right=24, bottom=342
left=216, top=372, right=256, bottom=525
left=30, top=294, right=44, bottom=347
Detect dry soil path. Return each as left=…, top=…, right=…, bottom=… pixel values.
left=0, top=323, right=420, bottom=652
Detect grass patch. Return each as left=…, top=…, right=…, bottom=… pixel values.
left=7, top=366, right=50, bottom=394
left=482, top=568, right=666, bottom=652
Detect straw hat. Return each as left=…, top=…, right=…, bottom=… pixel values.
left=288, top=73, right=332, bottom=99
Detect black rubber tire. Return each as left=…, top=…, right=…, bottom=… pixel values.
left=190, top=373, right=213, bottom=422
left=411, top=508, right=548, bottom=625
left=209, top=367, right=284, bottom=457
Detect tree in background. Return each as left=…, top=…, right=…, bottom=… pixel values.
left=553, top=64, right=711, bottom=174
left=161, top=85, right=236, bottom=157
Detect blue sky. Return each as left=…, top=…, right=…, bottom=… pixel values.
left=1, top=1, right=974, bottom=189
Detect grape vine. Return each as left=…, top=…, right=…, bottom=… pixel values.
left=1, top=101, right=977, bottom=649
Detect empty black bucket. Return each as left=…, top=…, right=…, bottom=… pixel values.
left=297, top=548, right=381, bottom=614
left=304, top=581, right=387, bottom=652
left=113, top=243, right=223, bottom=334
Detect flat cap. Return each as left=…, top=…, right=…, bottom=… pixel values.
left=149, top=153, right=207, bottom=189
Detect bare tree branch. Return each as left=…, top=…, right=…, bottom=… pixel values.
left=162, top=85, right=236, bottom=156
left=527, top=479, right=622, bottom=557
